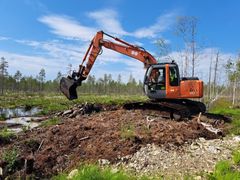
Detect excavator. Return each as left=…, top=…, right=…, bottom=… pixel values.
left=60, top=31, right=206, bottom=119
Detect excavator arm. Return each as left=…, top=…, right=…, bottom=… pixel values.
left=60, top=31, right=157, bottom=100
left=79, top=31, right=157, bottom=79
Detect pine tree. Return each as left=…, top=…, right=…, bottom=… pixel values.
left=0, top=57, right=8, bottom=95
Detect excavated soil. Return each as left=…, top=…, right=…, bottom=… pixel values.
left=0, top=103, right=230, bottom=178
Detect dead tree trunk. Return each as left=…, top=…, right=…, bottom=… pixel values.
left=213, top=51, right=219, bottom=97
left=232, top=77, right=237, bottom=106
left=208, top=57, right=212, bottom=100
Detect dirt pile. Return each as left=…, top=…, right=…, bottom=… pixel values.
left=0, top=103, right=230, bottom=178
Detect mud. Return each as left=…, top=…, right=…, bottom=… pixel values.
left=0, top=103, right=229, bottom=178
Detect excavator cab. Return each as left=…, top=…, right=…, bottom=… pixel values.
left=144, top=62, right=203, bottom=100
left=144, top=62, right=180, bottom=100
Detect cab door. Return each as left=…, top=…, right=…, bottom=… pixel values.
left=166, top=64, right=180, bottom=98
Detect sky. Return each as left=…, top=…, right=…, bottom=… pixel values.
left=0, top=0, right=239, bottom=83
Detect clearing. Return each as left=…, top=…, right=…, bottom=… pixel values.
left=0, top=102, right=236, bottom=179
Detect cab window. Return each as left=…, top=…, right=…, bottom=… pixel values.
left=169, top=67, right=179, bottom=86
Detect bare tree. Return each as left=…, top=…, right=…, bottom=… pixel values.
left=208, top=56, right=213, bottom=100
left=67, top=63, right=72, bottom=75
left=176, top=16, right=198, bottom=77
left=225, top=55, right=240, bottom=106
left=213, top=51, right=219, bottom=96
left=155, top=38, right=173, bottom=61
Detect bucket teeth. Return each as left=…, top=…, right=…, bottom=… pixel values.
left=60, top=77, right=78, bottom=100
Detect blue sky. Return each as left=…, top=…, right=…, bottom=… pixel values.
left=0, top=0, right=239, bottom=82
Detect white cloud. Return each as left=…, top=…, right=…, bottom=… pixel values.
left=132, top=12, right=177, bottom=38
left=0, top=51, right=63, bottom=78
left=0, top=36, right=9, bottom=41
left=14, top=39, right=87, bottom=63
left=38, top=10, right=177, bottom=42
left=38, top=15, right=96, bottom=41
left=87, top=9, right=129, bottom=36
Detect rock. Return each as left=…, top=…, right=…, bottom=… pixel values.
left=207, top=146, right=220, bottom=154
left=63, top=110, right=73, bottom=116
left=98, top=159, right=110, bottom=166
left=199, top=137, right=206, bottom=142
left=111, top=168, right=119, bottom=174
left=190, top=142, right=202, bottom=150
left=67, top=169, right=78, bottom=179
left=194, top=176, right=202, bottom=180
left=75, top=115, right=81, bottom=119
left=233, top=136, right=240, bottom=142
left=56, top=112, right=63, bottom=116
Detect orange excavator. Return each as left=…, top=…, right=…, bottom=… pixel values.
left=60, top=31, right=205, bottom=119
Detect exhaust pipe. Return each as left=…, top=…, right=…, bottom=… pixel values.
left=60, top=77, right=78, bottom=100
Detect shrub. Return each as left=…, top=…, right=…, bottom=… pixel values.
left=2, top=148, right=19, bottom=172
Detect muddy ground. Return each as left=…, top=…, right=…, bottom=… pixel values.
left=0, top=103, right=231, bottom=178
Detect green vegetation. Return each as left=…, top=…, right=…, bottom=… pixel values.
left=208, top=147, right=240, bottom=180
left=0, top=93, right=147, bottom=114
left=209, top=98, right=240, bottom=135
left=208, top=160, right=240, bottom=180
left=232, top=150, right=240, bottom=165
left=120, top=123, right=136, bottom=140
left=21, top=125, right=30, bottom=132
left=0, top=114, right=6, bottom=121
left=41, top=117, right=60, bottom=127
left=53, top=165, right=133, bottom=180
left=53, top=164, right=156, bottom=180
left=2, top=148, right=19, bottom=172
left=0, top=127, right=16, bottom=142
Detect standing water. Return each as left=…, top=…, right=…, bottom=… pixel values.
left=0, top=107, right=41, bottom=119
left=0, top=107, right=44, bottom=132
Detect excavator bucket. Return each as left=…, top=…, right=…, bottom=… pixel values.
left=60, top=77, right=78, bottom=100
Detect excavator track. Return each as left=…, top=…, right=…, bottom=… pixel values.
left=123, top=99, right=206, bottom=120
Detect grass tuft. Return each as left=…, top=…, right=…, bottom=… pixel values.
left=120, top=123, right=136, bottom=140
left=53, top=164, right=133, bottom=180
left=208, top=160, right=240, bottom=180
left=0, top=127, right=16, bottom=143
left=233, top=150, right=240, bottom=165
left=40, top=117, right=60, bottom=127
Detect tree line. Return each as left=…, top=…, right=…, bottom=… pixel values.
left=0, top=57, right=143, bottom=96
